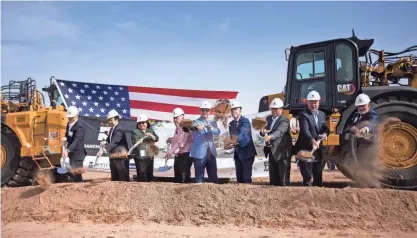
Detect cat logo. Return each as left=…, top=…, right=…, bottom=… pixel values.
left=337, top=84, right=356, bottom=95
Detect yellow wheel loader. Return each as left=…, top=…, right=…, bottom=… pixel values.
left=261, top=31, right=417, bottom=189
left=1, top=77, right=68, bottom=187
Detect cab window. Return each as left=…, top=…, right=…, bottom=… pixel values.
left=335, top=43, right=354, bottom=82
left=299, top=81, right=327, bottom=104
left=296, top=51, right=325, bottom=80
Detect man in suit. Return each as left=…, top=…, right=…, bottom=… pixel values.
left=294, top=91, right=330, bottom=187
left=62, top=106, right=87, bottom=182
left=260, top=98, right=293, bottom=186
left=190, top=101, right=221, bottom=184
left=226, top=101, right=257, bottom=184
left=97, top=109, right=130, bottom=182
left=346, top=93, right=379, bottom=135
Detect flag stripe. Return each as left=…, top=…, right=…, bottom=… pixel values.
left=130, top=109, right=220, bottom=122
left=128, top=86, right=238, bottom=99
left=130, top=100, right=207, bottom=115
left=128, top=92, right=222, bottom=108
left=54, top=79, right=239, bottom=121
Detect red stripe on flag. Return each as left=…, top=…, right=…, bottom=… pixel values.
left=128, top=86, right=238, bottom=99
left=130, top=100, right=212, bottom=114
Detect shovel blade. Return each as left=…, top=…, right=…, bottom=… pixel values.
left=156, top=166, right=171, bottom=172
left=295, top=150, right=317, bottom=163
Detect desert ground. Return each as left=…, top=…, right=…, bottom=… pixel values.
left=2, top=165, right=417, bottom=238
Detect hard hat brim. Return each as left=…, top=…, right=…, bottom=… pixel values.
left=355, top=102, right=369, bottom=106
left=66, top=112, right=78, bottom=118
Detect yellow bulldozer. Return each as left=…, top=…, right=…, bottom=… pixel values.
left=260, top=31, right=417, bottom=189
left=1, top=77, right=68, bottom=187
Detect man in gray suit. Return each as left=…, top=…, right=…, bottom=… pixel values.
left=260, top=98, right=293, bottom=186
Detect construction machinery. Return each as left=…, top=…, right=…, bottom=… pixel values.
left=261, top=31, right=417, bottom=189
left=1, top=77, right=68, bottom=187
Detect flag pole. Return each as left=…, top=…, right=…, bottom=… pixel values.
left=51, top=76, right=69, bottom=109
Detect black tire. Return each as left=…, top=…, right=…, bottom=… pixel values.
left=7, top=158, right=36, bottom=187
left=338, top=96, right=417, bottom=189
left=1, top=133, right=21, bottom=186
left=336, top=133, right=361, bottom=181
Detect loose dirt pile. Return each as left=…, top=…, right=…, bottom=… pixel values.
left=2, top=182, right=417, bottom=232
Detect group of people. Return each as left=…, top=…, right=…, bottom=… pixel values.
left=61, top=90, right=378, bottom=187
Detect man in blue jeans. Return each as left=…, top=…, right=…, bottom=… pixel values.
left=190, top=101, right=221, bottom=183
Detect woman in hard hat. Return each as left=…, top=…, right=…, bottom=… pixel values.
left=165, top=108, right=194, bottom=183
left=293, top=90, right=330, bottom=187
left=131, top=114, right=159, bottom=182
left=190, top=100, right=221, bottom=184
left=346, top=93, right=378, bottom=135
left=62, top=106, right=87, bottom=182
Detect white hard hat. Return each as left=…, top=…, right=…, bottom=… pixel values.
left=137, top=114, right=148, bottom=122
left=172, top=108, right=184, bottom=118
left=200, top=101, right=212, bottom=109
left=106, top=109, right=120, bottom=119
left=270, top=98, right=284, bottom=109
left=306, top=91, right=321, bottom=100
left=230, top=100, right=242, bottom=109
left=66, top=106, right=79, bottom=118
left=355, top=93, right=371, bottom=106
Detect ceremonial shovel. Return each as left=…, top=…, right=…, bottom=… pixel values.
left=294, top=137, right=325, bottom=163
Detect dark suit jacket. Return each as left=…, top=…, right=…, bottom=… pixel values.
left=105, top=123, right=129, bottom=155
left=260, top=115, right=293, bottom=160
left=293, top=109, right=330, bottom=158
left=346, top=109, right=379, bottom=133
left=65, top=119, right=87, bottom=161
left=229, top=116, right=257, bottom=160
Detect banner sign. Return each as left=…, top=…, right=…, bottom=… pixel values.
left=76, top=156, right=270, bottom=179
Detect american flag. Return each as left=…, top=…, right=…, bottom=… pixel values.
left=54, top=79, right=239, bottom=121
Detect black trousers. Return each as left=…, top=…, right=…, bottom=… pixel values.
left=109, top=159, right=130, bottom=182
left=69, top=160, right=84, bottom=182
left=265, top=148, right=290, bottom=186
left=299, top=157, right=323, bottom=186
left=174, top=152, right=193, bottom=183
left=134, top=157, right=154, bottom=182
left=234, top=156, right=255, bottom=184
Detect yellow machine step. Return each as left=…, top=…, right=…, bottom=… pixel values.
left=31, top=147, right=55, bottom=170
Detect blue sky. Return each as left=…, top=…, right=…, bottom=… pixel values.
left=2, top=1, right=416, bottom=114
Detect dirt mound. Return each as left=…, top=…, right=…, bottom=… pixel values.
left=2, top=182, right=417, bottom=232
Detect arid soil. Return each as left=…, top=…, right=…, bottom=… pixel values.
left=2, top=167, right=417, bottom=237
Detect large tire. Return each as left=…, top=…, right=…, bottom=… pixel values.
left=1, top=133, right=21, bottom=185
left=7, top=159, right=36, bottom=187
left=338, top=96, right=417, bottom=189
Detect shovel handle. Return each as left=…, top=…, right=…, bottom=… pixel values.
left=127, top=135, right=151, bottom=155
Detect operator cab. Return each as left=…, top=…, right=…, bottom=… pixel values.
left=1, top=78, right=37, bottom=112
left=284, top=33, right=374, bottom=115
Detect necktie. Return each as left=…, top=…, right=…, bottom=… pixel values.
left=109, top=128, right=114, bottom=142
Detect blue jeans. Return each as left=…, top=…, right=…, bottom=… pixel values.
left=193, top=155, right=218, bottom=184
